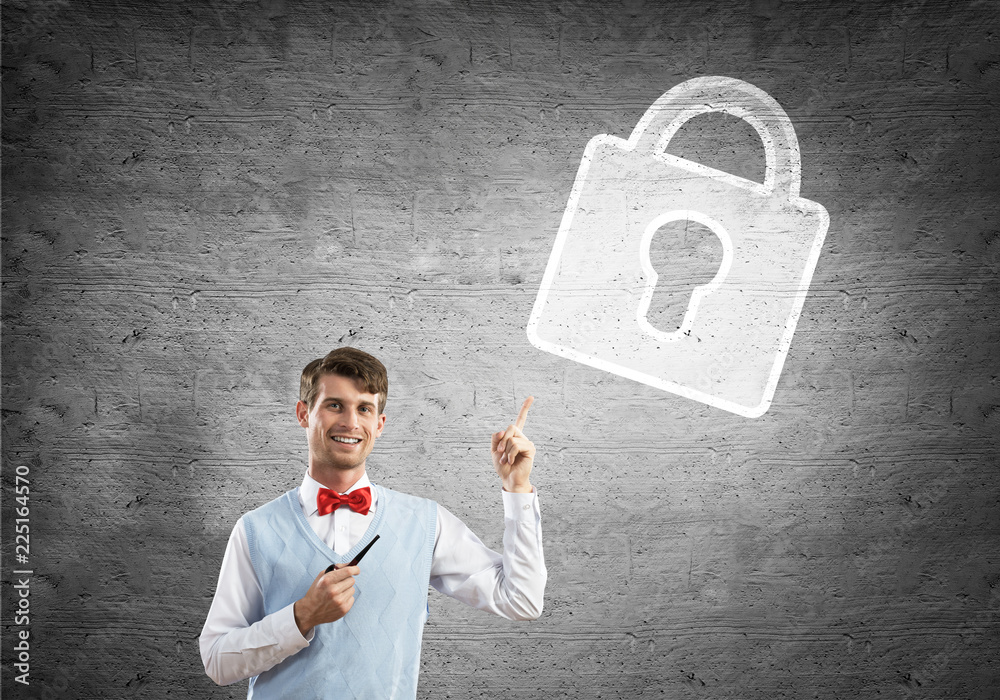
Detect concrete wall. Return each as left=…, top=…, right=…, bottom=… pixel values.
left=2, top=0, right=998, bottom=697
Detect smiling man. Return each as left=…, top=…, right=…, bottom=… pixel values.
left=199, top=347, right=546, bottom=699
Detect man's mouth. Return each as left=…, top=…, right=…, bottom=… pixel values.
left=332, top=436, right=362, bottom=444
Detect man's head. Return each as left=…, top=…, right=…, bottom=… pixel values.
left=296, top=348, right=389, bottom=482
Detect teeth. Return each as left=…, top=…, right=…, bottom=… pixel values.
left=332, top=436, right=361, bottom=444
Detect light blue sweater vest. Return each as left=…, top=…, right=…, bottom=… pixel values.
left=241, top=485, right=437, bottom=699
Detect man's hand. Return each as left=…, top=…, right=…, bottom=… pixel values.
left=293, top=566, right=360, bottom=637
left=492, top=396, right=536, bottom=493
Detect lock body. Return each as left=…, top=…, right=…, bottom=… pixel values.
left=527, top=82, right=829, bottom=417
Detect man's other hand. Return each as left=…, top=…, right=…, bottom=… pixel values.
left=492, top=396, right=536, bottom=493
left=293, top=565, right=360, bottom=637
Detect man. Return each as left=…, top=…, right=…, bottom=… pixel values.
left=200, top=347, right=546, bottom=698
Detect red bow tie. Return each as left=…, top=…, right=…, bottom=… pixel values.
left=317, top=486, right=372, bottom=516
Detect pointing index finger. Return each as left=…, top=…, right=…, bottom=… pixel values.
left=515, top=396, right=534, bottom=431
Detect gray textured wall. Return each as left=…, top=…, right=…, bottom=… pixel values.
left=3, top=0, right=999, bottom=697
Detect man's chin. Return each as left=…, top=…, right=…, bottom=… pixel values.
left=317, top=454, right=368, bottom=472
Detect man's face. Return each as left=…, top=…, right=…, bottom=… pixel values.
left=296, top=373, right=386, bottom=475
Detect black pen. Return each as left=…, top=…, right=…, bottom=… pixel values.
left=325, top=535, right=380, bottom=573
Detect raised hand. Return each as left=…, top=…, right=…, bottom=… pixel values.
left=492, top=396, right=536, bottom=493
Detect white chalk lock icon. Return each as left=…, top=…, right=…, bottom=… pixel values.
left=527, top=76, right=829, bottom=417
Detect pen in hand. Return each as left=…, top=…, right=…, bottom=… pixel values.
left=325, top=534, right=380, bottom=573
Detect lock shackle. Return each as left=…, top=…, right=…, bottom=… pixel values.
left=630, top=76, right=803, bottom=199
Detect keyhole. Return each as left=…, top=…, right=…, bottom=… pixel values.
left=637, top=212, right=731, bottom=339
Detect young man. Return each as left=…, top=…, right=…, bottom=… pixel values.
left=200, top=347, right=546, bottom=698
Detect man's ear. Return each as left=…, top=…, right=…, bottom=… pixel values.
left=375, top=412, right=386, bottom=438
left=295, top=400, right=310, bottom=428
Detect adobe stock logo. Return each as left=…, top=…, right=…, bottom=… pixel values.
left=527, top=76, right=829, bottom=418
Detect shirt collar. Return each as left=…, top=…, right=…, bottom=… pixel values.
left=299, top=471, right=376, bottom=516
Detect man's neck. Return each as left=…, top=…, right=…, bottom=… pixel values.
left=308, top=464, right=366, bottom=493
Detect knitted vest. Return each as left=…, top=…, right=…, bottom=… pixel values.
left=241, top=485, right=437, bottom=699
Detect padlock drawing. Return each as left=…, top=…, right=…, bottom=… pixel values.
left=526, top=76, right=829, bottom=417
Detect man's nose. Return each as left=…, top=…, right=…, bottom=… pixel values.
left=338, top=409, right=361, bottom=429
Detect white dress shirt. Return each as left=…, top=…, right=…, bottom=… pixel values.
left=200, top=471, right=546, bottom=686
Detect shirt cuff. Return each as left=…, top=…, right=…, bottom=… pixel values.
left=275, top=602, right=315, bottom=649
left=501, top=488, right=538, bottom=522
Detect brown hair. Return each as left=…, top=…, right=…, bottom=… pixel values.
left=299, top=347, right=388, bottom=413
